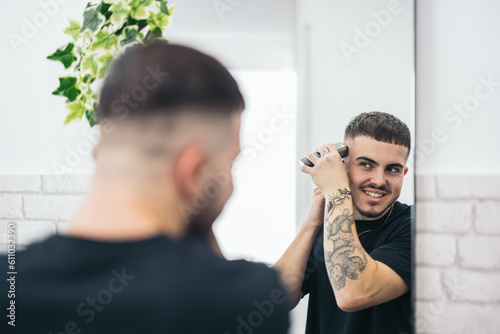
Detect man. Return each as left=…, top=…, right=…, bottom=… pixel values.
left=275, top=112, right=412, bottom=333
left=1, top=42, right=289, bottom=333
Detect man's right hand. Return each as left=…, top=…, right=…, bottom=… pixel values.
left=304, top=187, right=326, bottom=230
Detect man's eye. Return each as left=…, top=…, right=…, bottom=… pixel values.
left=360, top=162, right=371, bottom=168
left=388, top=167, right=401, bottom=173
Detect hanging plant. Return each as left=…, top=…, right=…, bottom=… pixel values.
left=47, top=0, right=174, bottom=126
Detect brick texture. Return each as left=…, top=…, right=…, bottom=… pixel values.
left=437, top=175, right=500, bottom=199
left=442, top=270, right=500, bottom=303
left=458, top=236, right=500, bottom=270
left=415, top=234, right=456, bottom=266
left=42, top=175, right=92, bottom=194
left=416, top=302, right=500, bottom=334
left=0, top=176, right=87, bottom=251
left=24, top=195, right=84, bottom=220
left=416, top=201, right=472, bottom=233
left=0, top=175, right=41, bottom=192
left=0, top=194, right=23, bottom=219
left=416, top=174, right=436, bottom=201
left=15, top=221, right=57, bottom=246
left=416, top=174, right=500, bottom=333
left=415, top=267, right=442, bottom=300
left=475, top=201, right=500, bottom=235
left=0, top=174, right=499, bottom=334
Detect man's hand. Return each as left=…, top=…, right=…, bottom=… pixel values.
left=303, top=187, right=326, bottom=230
left=300, top=143, right=350, bottom=193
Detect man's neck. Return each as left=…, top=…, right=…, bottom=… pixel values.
left=67, top=175, right=185, bottom=241
left=353, top=202, right=394, bottom=221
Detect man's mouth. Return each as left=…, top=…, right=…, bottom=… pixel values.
left=362, top=189, right=388, bottom=199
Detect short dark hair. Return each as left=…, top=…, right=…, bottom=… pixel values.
left=98, top=41, right=245, bottom=121
left=344, top=111, right=411, bottom=152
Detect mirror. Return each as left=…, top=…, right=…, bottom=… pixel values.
left=166, top=0, right=414, bottom=333
left=0, top=0, right=414, bottom=333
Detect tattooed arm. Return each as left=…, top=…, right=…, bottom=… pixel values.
left=323, top=189, right=367, bottom=291
left=301, top=144, right=409, bottom=312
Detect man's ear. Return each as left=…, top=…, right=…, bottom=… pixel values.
left=404, top=166, right=409, bottom=176
left=173, top=143, right=208, bottom=198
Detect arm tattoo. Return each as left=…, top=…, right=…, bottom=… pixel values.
left=324, top=188, right=367, bottom=290
left=326, top=188, right=351, bottom=215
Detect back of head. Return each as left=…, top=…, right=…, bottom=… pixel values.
left=99, top=40, right=245, bottom=122
left=92, top=41, right=245, bottom=236
left=344, top=111, right=411, bottom=155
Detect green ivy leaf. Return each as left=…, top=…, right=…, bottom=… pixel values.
left=85, top=103, right=98, bottom=127
left=80, top=83, right=95, bottom=102
left=47, top=43, right=77, bottom=69
left=89, top=30, right=118, bottom=51
left=51, top=0, right=174, bottom=126
left=81, top=7, right=105, bottom=32
left=96, top=1, right=112, bottom=20
left=81, top=54, right=99, bottom=76
left=52, top=77, right=81, bottom=102
left=127, top=17, right=148, bottom=31
left=157, top=0, right=170, bottom=15
left=130, top=0, right=154, bottom=20
left=149, top=11, right=170, bottom=30
left=64, top=101, right=86, bottom=124
left=96, top=53, right=114, bottom=79
left=63, top=19, right=81, bottom=41
left=119, top=25, right=139, bottom=46
left=110, top=1, right=130, bottom=27
left=137, top=19, right=149, bottom=31
left=145, top=27, right=163, bottom=41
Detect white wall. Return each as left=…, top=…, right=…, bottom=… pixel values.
left=414, top=1, right=500, bottom=332
left=166, top=0, right=296, bottom=70
left=416, top=0, right=500, bottom=175
left=0, top=0, right=296, bottom=175
left=1, top=1, right=93, bottom=175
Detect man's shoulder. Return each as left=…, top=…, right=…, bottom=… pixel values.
left=200, top=252, right=283, bottom=289
left=391, top=201, right=413, bottom=225
left=393, top=201, right=412, bottom=216
left=377, top=201, right=412, bottom=239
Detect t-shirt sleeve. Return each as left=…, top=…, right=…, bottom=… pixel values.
left=369, top=213, right=412, bottom=287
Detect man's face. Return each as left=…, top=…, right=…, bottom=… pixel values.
left=344, top=135, right=409, bottom=220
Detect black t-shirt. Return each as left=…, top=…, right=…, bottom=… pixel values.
left=302, top=201, right=413, bottom=334
left=1, top=235, right=289, bottom=334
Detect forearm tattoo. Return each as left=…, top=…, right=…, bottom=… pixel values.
left=324, top=188, right=367, bottom=290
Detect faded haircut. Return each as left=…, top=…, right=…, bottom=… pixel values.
left=99, top=40, right=245, bottom=121
left=344, top=111, right=411, bottom=153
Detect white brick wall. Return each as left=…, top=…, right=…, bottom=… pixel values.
left=415, top=174, right=500, bottom=333
left=1, top=174, right=500, bottom=333
left=0, top=175, right=91, bottom=251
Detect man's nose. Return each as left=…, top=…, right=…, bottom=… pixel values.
left=370, top=170, right=386, bottom=188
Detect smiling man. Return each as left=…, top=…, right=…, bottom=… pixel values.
left=275, top=112, right=412, bottom=333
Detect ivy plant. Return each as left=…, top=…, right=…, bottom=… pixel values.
left=47, top=0, right=174, bottom=126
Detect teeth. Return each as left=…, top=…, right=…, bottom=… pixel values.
left=365, top=191, right=383, bottom=198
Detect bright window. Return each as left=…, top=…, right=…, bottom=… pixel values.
left=214, top=70, right=297, bottom=264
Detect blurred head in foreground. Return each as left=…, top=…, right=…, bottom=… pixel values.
left=92, top=41, right=244, bottom=237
